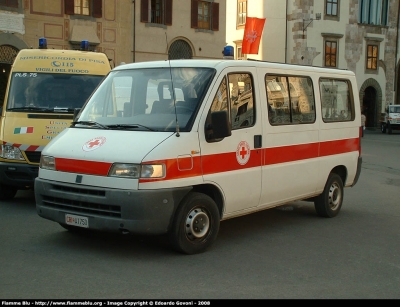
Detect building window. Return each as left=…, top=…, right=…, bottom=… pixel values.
left=0, top=0, right=18, bottom=7
left=74, top=0, right=90, bottom=16
left=237, top=0, right=247, bottom=28
left=197, top=1, right=210, bottom=29
left=325, top=40, right=337, bottom=67
left=65, top=0, right=102, bottom=18
left=140, top=0, right=172, bottom=26
left=169, top=40, right=193, bottom=60
left=191, top=0, right=219, bottom=31
left=366, top=45, right=378, bottom=70
left=358, top=0, right=389, bottom=26
left=151, top=0, right=164, bottom=24
left=326, top=0, right=338, bottom=16
left=235, top=42, right=246, bottom=60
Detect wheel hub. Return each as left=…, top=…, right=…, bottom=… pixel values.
left=328, top=182, right=341, bottom=210
left=185, top=208, right=210, bottom=240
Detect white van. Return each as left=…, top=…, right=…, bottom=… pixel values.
left=35, top=58, right=362, bottom=254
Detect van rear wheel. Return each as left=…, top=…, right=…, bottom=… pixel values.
left=169, top=192, right=220, bottom=255
left=0, top=184, right=18, bottom=200
left=314, top=173, right=343, bottom=218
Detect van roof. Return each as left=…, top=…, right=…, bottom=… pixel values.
left=114, top=59, right=355, bottom=76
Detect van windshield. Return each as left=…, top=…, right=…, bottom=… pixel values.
left=389, top=106, right=400, bottom=113
left=76, top=67, right=215, bottom=132
left=6, top=73, right=105, bottom=112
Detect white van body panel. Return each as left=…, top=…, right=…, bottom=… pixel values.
left=43, top=129, right=173, bottom=164
left=198, top=66, right=262, bottom=215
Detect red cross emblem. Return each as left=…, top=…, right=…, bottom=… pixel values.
left=236, top=141, right=251, bottom=165
left=82, top=136, right=106, bottom=152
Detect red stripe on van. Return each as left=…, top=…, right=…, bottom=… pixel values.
left=55, top=158, right=112, bottom=175
left=201, top=150, right=262, bottom=175
left=140, top=157, right=203, bottom=182
left=319, top=138, right=359, bottom=157
left=264, top=143, right=319, bottom=165
left=53, top=137, right=360, bottom=179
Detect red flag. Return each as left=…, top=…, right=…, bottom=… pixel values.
left=242, top=17, right=266, bottom=54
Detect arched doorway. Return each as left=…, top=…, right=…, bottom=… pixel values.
left=0, top=45, right=19, bottom=107
left=362, top=86, right=376, bottom=128
left=168, top=39, right=193, bottom=60
left=359, top=78, right=382, bottom=128
left=0, top=33, right=27, bottom=108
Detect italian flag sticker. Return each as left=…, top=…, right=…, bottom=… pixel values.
left=14, top=127, right=34, bottom=134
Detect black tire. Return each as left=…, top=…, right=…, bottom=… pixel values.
left=0, top=184, right=18, bottom=200
left=381, top=123, right=386, bottom=133
left=314, top=173, right=343, bottom=218
left=169, top=192, right=220, bottom=255
left=388, top=122, right=393, bottom=134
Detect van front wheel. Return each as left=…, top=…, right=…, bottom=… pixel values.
left=169, top=192, right=220, bottom=255
left=314, top=174, right=343, bottom=218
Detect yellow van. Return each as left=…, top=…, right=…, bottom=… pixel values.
left=0, top=38, right=111, bottom=200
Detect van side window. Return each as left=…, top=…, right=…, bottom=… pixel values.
left=228, top=73, right=255, bottom=129
left=320, top=78, right=354, bottom=122
left=205, top=77, right=229, bottom=141
left=210, top=77, right=229, bottom=113
left=266, top=75, right=315, bottom=125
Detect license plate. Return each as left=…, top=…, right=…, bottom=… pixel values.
left=65, top=214, right=89, bottom=228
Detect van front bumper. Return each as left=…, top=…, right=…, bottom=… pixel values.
left=35, top=177, right=192, bottom=235
left=0, top=161, right=38, bottom=188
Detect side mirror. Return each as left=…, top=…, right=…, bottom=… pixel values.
left=206, top=111, right=231, bottom=141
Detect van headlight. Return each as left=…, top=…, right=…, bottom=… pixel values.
left=0, top=145, right=25, bottom=161
left=40, top=155, right=56, bottom=170
left=109, top=163, right=165, bottom=179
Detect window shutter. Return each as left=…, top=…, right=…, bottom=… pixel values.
left=92, top=0, right=102, bottom=18
left=141, top=0, right=149, bottom=22
left=191, top=0, right=198, bottom=28
left=212, top=2, right=219, bottom=31
left=64, top=0, right=74, bottom=15
left=165, top=0, right=172, bottom=25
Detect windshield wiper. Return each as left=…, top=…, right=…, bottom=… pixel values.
left=106, top=124, right=155, bottom=131
left=53, top=107, right=76, bottom=113
left=72, top=120, right=109, bottom=129
left=8, top=106, right=53, bottom=112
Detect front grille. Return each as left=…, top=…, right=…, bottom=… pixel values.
left=52, top=184, right=106, bottom=196
left=25, top=151, right=41, bottom=163
left=5, top=169, right=37, bottom=181
left=42, top=195, right=121, bottom=218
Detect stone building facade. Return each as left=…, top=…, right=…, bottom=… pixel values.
left=226, top=0, right=400, bottom=128
left=0, top=0, right=226, bottom=107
